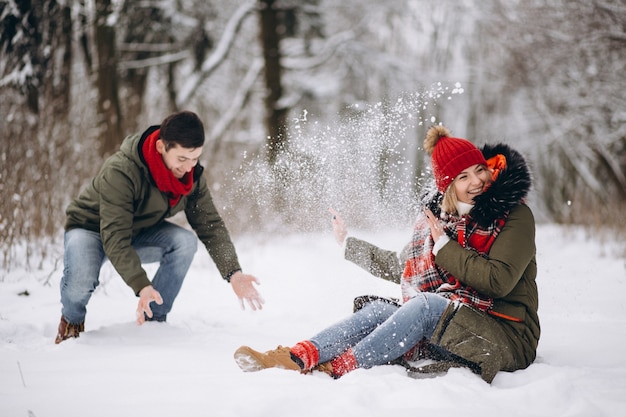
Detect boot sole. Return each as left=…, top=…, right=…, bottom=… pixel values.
left=234, top=347, right=266, bottom=372
left=233, top=346, right=302, bottom=372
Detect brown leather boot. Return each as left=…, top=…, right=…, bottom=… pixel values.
left=311, top=362, right=336, bottom=378
left=234, top=345, right=302, bottom=372
left=54, top=316, right=85, bottom=344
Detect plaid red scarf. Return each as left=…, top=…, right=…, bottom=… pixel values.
left=401, top=210, right=507, bottom=311
left=142, top=129, right=194, bottom=207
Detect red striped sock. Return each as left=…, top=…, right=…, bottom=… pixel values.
left=290, top=340, right=319, bottom=370
left=330, top=348, right=358, bottom=378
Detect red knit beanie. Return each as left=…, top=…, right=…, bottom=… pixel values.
left=424, top=125, right=487, bottom=192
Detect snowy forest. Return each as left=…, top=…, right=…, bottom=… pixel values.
left=1, top=0, right=625, bottom=271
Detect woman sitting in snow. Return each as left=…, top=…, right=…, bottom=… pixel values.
left=234, top=125, right=540, bottom=383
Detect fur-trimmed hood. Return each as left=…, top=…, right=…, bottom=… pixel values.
left=470, top=143, right=532, bottom=228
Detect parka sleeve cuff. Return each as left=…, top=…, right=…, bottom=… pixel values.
left=433, top=235, right=450, bottom=256
left=128, top=273, right=152, bottom=296
left=225, top=269, right=242, bottom=283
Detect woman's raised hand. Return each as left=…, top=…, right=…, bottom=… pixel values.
left=329, top=207, right=348, bottom=246
left=424, top=208, right=445, bottom=243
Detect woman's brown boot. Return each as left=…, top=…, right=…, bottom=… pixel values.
left=234, top=345, right=302, bottom=372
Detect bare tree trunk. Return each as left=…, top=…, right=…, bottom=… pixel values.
left=167, top=63, right=178, bottom=112
left=78, top=0, right=93, bottom=73
left=119, top=2, right=179, bottom=133
left=51, top=3, right=73, bottom=118
left=259, top=0, right=288, bottom=166
left=94, top=0, right=123, bottom=157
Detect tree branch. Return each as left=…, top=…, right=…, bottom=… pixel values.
left=208, top=58, right=264, bottom=162
left=176, top=0, right=257, bottom=108
left=282, top=30, right=355, bottom=71
left=118, top=50, right=190, bottom=70
left=118, top=43, right=184, bottom=52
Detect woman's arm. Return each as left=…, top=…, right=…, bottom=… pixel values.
left=344, top=237, right=403, bottom=284
left=435, top=204, right=536, bottom=298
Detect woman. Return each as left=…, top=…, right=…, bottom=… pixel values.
left=234, top=125, right=539, bottom=383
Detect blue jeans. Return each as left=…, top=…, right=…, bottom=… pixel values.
left=60, top=222, right=198, bottom=324
left=310, top=292, right=450, bottom=368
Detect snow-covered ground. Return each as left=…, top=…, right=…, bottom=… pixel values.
left=1, top=224, right=625, bottom=417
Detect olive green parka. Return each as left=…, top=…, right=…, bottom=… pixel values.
left=65, top=126, right=241, bottom=295
left=344, top=143, right=539, bottom=382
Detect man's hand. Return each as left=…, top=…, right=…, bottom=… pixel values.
left=230, top=271, right=264, bottom=311
left=136, top=285, right=163, bottom=325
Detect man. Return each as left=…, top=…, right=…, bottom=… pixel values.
left=55, top=111, right=264, bottom=344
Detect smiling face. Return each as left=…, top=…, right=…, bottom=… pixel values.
left=156, top=139, right=203, bottom=179
left=452, top=164, right=492, bottom=204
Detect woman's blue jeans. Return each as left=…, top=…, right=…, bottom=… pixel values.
left=310, top=292, right=450, bottom=368
left=59, top=222, right=198, bottom=324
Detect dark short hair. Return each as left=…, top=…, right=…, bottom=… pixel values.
left=159, top=111, right=205, bottom=149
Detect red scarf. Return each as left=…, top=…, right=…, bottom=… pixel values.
left=142, top=129, right=194, bottom=207
left=401, top=212, right=505, bottom=312
left=401, top=155, right=509, bottom=311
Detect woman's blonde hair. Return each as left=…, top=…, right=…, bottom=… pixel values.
left=440, top=182, right=459, bottom=215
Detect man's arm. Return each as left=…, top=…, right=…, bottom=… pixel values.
left=185, top=174, right=263, bottom=310
left=98, top=162, right=152, bottom=294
